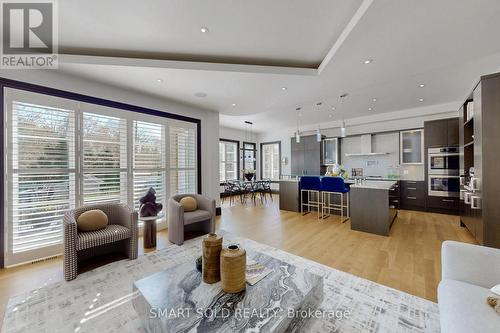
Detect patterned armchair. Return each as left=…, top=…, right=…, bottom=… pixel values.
left=64, top=203, right=138, bottom=281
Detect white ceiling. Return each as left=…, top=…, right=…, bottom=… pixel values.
left=54, top=0, right=500, bottom=133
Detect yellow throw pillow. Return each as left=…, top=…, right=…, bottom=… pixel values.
left=180, top=196, right=197, bottom=212
left=77, top=209, right=108, bottom=232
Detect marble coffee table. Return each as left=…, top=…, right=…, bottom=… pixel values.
left=132, top=251, right=323, bottom=333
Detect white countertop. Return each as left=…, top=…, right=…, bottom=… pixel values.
left=350, top=180, right=397, bottom=190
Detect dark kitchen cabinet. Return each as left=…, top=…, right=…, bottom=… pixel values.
left=459, top=72, right=500, bottom=248
left=447, top=118, right=460, bottom=146
left=291, top=140, right=304, bottom=175
left=290, top=135, right=322, bottom=175
left=427, top=196, right=459, bottom=212
left=424, top=118, right=459, bottom=148
left=424, top=120, right=447, bottom=148
left=400, top=181, right=426, bottom=210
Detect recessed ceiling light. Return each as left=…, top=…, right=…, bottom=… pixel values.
left=363, top=59, right=373, bottom=64
left=419, top=98, right=424, bottom=102
left=231, top=103, right=237, bottom=107
left=194, top=92, right=207, bottom=98
left=157, top=79, right=163, bottom=83
left=331, top=107, right=336, bottom=110
left=419, top=84, right=425, bottom=88
left=200, top=27, right=209, bottom=33
left=372, top=98, right=377, bottom=102
left=368, top=107, right=373, bottom=111
left=281, top=87, right=287, bottom=91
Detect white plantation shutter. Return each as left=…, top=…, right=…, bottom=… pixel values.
left=4, top=87, right=200, bottom=266
left=9, top=101, right=76, bottom=255
left=170, top=125, right=196, bottom=194
left=262, top=143, right=280, bottom=180
left=82, top=112, right=128, bottom=205
left=219, top=140, right=238, bottom=181
left=133, top=121, right=165, bottom=211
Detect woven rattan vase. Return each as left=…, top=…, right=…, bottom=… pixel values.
left=202, top=233, right=223, bottom=284
left=220, top=244, right=246, bottom=293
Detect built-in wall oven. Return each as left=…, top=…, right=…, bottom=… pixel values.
left=428, top=175, right=460, bottom=197
left=427, top=147, right=460, bottom=197
left=427, top=147, right=459, bottom=175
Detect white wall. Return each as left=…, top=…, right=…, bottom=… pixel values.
left=1, top=70, right=221, bottom=204
left=257, top=103, right=459, bottom=179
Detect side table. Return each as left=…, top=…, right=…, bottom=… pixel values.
left=139, top=212, right=164, bottom=249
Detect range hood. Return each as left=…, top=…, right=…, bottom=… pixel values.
left=345, top=134, right=390, bottom=156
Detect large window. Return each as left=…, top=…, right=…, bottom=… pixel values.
left=4, top=87, right=198, bottom=266
left=261, top=142, right=281, bottom=180
left=219, top=139, right=239, bottom=182
left=242, top=142, right=256, bottom=171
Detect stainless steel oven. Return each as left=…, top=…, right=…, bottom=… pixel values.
left=427, top=147, right=459, bottom=175
left=428, top=175, right=460, bottom=197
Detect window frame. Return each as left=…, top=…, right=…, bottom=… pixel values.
left=0, top=78, right=202, bottom=268
left=260, top=141, right=281, bottom=180
left=219, top=138, right=240, bottom=182
left=242, top=141, right=257, bottom=171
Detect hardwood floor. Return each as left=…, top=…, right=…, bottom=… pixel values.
left=0, top=194, right=476, bottom=325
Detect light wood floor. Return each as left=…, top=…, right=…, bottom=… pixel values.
left=0, top=194, right=476, bottom=325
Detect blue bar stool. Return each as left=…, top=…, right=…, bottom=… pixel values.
left=321, top=177, right=350, bottom=222
left=300, top=176, right=322, bottom=219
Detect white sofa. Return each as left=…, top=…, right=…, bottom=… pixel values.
left=438, top=241, right=500, bottom=333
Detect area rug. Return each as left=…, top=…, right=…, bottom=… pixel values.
left=1, top=231, right=440, bottom=332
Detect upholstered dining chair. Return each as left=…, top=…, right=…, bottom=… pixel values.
left=168, top=194, right=216, bottom=245
left=63, top=203, right=138, bottom=281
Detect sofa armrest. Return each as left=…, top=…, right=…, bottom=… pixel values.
left=442, top=240, right=500, bottom=289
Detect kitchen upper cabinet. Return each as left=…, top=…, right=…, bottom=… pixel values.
left=424, top=118, right=459, bottom=148
left=290, top=135, right=322, bottom=175
left=322, top=138, right=340, bottom=165
left=447, top=118, right=460, bottom=146
left=290, top=139, right=304, bottom=175
left=424, top=120, right=448, bottom=148
left=400, top=129, right=423, bottom=164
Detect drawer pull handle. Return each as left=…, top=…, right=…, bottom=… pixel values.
left=442, top=199, right=454, bottom=203
left=392, top=200, right=399, bottom=203
left=407, top=181, right=417, bottom=184
left=407, top=196, right=417, bottom=199
left=407, top=187, right=417, bottom=190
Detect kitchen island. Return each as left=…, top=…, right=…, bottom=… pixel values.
left=349, top=180, right=398, bottom=236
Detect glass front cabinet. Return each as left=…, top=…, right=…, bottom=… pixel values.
left=322, top=138, right=339, bottom=165
left=400, top=129, right=424, bottom=164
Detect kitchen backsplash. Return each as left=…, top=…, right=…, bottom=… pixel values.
left=341, top=132, right=424, bottom=181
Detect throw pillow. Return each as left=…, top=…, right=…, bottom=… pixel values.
left=77, top=209, right=108, bottom=231
left=180, top=196, right=197, bottom=212
left=487, top=297, right=500, bottom=315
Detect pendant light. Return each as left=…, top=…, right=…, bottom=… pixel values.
left=295, top=107, right=301, bottom=143
left=339, top=93, right=348, bottom=138
left=315, top=102, right=322, bottom=142
left=340, top=120, right=346, bottom=138
left=240, top=120, right=256, bottom=156
left=295, top=131, right=301, bottom=143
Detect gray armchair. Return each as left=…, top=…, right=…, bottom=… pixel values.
left=168, top=194, right=216, bottom=245
left=64, top=203, right=138, bottom=281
